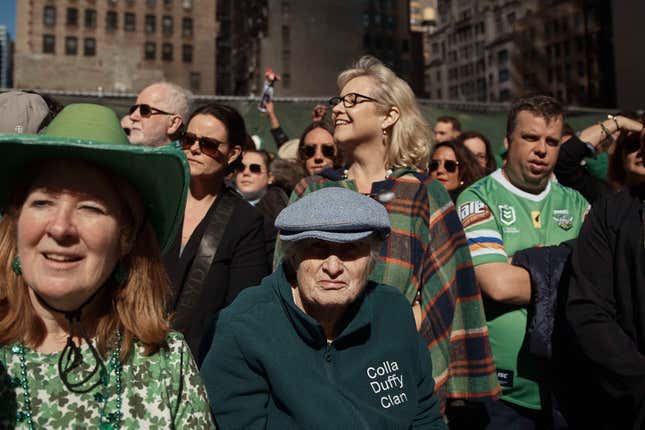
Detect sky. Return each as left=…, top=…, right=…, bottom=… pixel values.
left=0, top=0, right=16, bottom=38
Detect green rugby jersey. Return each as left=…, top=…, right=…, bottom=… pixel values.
left=456, top=169, right=589, bottom=410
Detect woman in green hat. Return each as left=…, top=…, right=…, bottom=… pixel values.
left=0, top=104, right=214, bottom=429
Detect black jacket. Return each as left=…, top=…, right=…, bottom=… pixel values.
left=163, top=190, right=270, bottom=364
left=567, top=185, right=645, bottom=429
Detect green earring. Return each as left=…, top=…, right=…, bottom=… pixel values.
left=11, top=255, right=22, bottom=275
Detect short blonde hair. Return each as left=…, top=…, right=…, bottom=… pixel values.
left=337, top=56, right=431, bottom=171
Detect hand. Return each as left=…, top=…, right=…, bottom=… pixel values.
left=312, top=104, right=327, bottom=122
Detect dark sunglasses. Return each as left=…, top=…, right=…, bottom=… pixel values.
left=302, top=144, right=335, bottom=159
left=128, top=104, right=173, bottom=117
left=429, top=159, right=459, bottom=173
left=179, top=132, right=223, bottom=158
left=238, top=162, right=265, bottom=174
left=328, top=92, right=379, bottom=108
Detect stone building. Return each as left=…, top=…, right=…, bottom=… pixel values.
left=425, top=0, right=614, bottom=106
left=0, top=26, right=11, bottom=88
left=14, top=0, right=216, bottom=93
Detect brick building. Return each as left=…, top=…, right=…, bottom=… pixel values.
left=14, top=0, right=216, bottom=94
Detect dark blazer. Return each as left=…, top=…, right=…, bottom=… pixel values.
left=163, top=189, right=270, bottom=364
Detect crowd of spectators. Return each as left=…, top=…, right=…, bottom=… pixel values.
left=0, top=54, right=644, bottom=430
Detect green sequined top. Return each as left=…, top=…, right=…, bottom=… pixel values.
left=0, top=331, right=215, bottom=429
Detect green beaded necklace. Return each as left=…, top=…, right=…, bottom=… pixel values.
left=10, top=333, right=123, bottom=430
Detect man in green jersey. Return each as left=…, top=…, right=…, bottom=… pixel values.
left=456, top=95, right=589, bottom=428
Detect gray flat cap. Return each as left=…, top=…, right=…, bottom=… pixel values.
left=276, top=187, right=391, bottom=243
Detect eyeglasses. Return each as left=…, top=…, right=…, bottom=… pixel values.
left=238, top=162, right=265, bottom=174
left=128, top=104, right=173, bottom=118
left=429, top=159, right=459, bottom=173
left=179, top=132, right=224, bottom=158
left=301, top=144, right=336, bottom=159
left=328, top=92, right=379, bottom=108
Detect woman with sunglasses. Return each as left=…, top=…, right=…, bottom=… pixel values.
left=554, top=113, right=645, bottom=204
left=163, top=103, right=269, bottom=365
left=296, top=122, right=342, bottom=175
left=277, top=56, right=499, bottom=415
left=429, top=140, right=486, bottom=202
left=236, top=149, right=289, bottom=266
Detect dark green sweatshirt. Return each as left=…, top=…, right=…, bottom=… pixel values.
left=200, top=265, right=446, bottom=430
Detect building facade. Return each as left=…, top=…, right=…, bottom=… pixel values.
left=14, top=0, right=216, bottom=93
left=0, top=26, right=11, bottom=88
left=216, top=0, right=419, bottom=97
left=425, top=0, right=613, bottom=106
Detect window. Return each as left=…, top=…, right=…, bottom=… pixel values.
left=106, top=11, right=118, bottom=30
left=145, top=42, right=156, bottom=60
left=43, top=6, right=56, bottom=26
left=145, top=15, right=156, bottom=33
left=162, top=16, right=173, bottom=34
left=499, top=89, right=511, bottom=101
left=497, top=49, right=508, bottom=65
left=85, top=9, right=97, bottom=28
left=182, top=44, right=193, bottom=62
left=43, top=35, right=55, bottom=54
left=164, top=0, right=172, bottom=6
left=498, top=68, right=509, bottom=83
left=125, top=13, right=136, bottom=31
left=190, top=72, right=201, bottom=91
left=84, top=38, right=96, bottom=56
left=577, top=61, right=585, bottom=77
left=66, top=8, right=78, bottom=26
left=182, top=17, right=193, bottom=37
left=162, top=43, right=173, bottom=61
left=281, top=25, right=290, bottom=43
left=147, top=0, right=156, bottom=6
left=65, top=36, right=78, bottom=55
left=282, top=73, right=291, bottom=89
left=182, top=0, right=193, bottom=9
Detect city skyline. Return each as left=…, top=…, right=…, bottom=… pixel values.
left=0, top=0, right=16, bottom=37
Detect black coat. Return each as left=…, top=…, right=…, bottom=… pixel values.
left=567, top=185, right=645, bottom=429
left=163, top=190, right=270, bottom=364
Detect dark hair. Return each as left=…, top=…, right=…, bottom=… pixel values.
left=188, top=103, right=247, bottom=149
left=506, top=95, right=564, bottom=139
left=187, top=103, right=246, bottom=172
left=243, top=149, right=273, bottom=170
left=456, top=130, right=497, bottom=174
left=607, top=112, right=645, bottom=188
left=297, top=121, right=342, bottom=169
left=436, top=116, right=461, bottom=132
left=431, top=140, right=486, bottom=189
left=562, top=122, right=575, bottom=137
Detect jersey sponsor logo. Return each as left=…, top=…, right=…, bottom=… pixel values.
left=459, top=201, right=492, bottom=228
left=553, top=210, right=574, bottom=231
left=498, top=205, right=516, bottom=226
left=531, top=211, right=541, bottom=229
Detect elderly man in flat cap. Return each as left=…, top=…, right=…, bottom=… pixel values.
left=200, top=187, right=446, bottom=429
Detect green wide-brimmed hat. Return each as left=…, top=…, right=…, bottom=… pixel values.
left=0, top=103, right=189, bottom=253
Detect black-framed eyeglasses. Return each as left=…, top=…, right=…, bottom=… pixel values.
left=301, top=144, right=336, bottom=159
left=328, top=92, right=379, bottom=108
left=238, top=162, right=265, bottom=174
left=429, top=159, right=459, bottom=173
left=179, top=132, right=224, bottom=158
left=128, top=104, right=173, bottom=118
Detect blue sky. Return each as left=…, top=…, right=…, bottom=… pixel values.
left=0, top=0, right=16, bottom=38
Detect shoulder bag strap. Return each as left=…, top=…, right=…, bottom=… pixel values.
left=173, top=189, right=240, bottom=329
